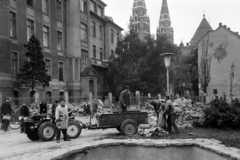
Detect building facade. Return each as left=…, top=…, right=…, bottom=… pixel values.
left=198, top=23, right=240, bottom=100
left=156, top=0, right=173, bottom=43
left=129, top=0, right=150, bottom=40
left=0, top=0, right=122, bottom=105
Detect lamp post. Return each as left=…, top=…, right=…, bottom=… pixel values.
left=161, top=53, right=174, bottom=96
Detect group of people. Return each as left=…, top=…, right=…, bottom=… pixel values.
left=118, top=85, right=179, bottom=134
left=147, top=95, right=179, bottom=134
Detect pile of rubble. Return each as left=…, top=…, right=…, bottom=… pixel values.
left=174, top=98, right=204, bottom=128
left=137, top=98, right=205, bottom=137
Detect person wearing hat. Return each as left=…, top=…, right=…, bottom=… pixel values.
left=119, top=86, right=130, bottom=112
left=0, top=97, right=12, bottom=131
left=55, top=99, right=71, bottom=143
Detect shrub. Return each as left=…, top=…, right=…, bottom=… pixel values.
left=201, top=100, right=240, bottom=129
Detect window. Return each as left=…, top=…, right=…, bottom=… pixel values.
left=75, top=59, right=79, bottom=80
left=58, top=62, right=64, bottom=81
left=92, top=21, right=96, bottom=37
left=27, top=19, right=34, bottom=41
left=100, top=48, right=103, bottom=60
left=26, top=0, right=34, bottom=7
left=45, top=59, right=52, bottom=76
left=90, top=1, right=95, bottom=12
left=81, top=50, right=88, bottom=71
left=10, top=12, right=17, bottom=38
left=11, top=52, right=18, bottom=76
left=99, top=25, right=103, bottom=40
left=98, top=72, right=104, bottom=85
left=57, top=31, right=62, bottom=51
left=93, top=45, right=96, bottom=58
left=80, top=23, right=87, bottom=42
left=42, top=0, right=49, bottom=15
left=43, top=26, right=49, bottom=47
left=80, top=0, right=86, bottom=13
left=97, top=6, right=103, bottom=17
left=56, top=0, right=62, bottom=21
left=111, top=29, right=114, bottom=43
left=117, top=33, right=119, bottom=43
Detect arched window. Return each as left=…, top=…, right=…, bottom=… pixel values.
left=135, top=16, right=138, bottom=22
left=30, top=90, right=36, bottom=104
left=46, top=91, right=52, bottom=104
left=13, top=90, right=19, bottom=106
left=59, top=91, right=64, bottom=101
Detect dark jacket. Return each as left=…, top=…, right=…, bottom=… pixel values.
left=52, top=103, right=57, bottom=117
left=149, top=100, right=161, bottom=114
left=20, top=105, right=30, bottom=117
left=119, top=90, right=130, bottom=107
left=1, top=101, right=12, bottom=115
left=40, top=103, right=47, bottom=114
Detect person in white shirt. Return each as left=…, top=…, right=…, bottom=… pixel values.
left=55, top=99, right=70, bottom=143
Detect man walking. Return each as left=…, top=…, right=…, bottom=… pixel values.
left=163, top=95, right=179, bottom=134
left=1, top=97, right=12, bottom=132
left=55, top=99, right=70, bottom=143
left=119, top=86, right=130, bottom=112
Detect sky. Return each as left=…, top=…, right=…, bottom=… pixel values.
left=103, top=0, right=240, bottom=45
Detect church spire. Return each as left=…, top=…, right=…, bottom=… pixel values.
left=130, top=0, right=150, bottom=41
left=160, top=0, right=170, bottom=20
left=157, top=0, right=174, bottom=43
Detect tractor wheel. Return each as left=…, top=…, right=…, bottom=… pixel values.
left=38, top=122, right=56, bottom=141
left=27, top=130, right=40, bottom=141
left=120, top=119, right=138, bottom=136
left=67, top=120, right=82, bottom=139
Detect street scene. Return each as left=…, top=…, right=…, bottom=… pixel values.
left=1, top=0, right=240, bottom=160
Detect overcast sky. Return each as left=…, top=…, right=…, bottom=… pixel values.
left=103, top=0, right=240, bottom=45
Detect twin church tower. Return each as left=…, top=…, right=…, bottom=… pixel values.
left=129, top=0, right=174, bottom=43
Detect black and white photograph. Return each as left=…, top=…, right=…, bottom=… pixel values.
left=1, top=0, right=240, bottom=159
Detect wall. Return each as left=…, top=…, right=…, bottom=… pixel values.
left=198, top=26, right=240, bottom=99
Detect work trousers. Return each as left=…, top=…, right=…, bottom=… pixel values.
left=56, top=128, right=67, bottom=140
left=167, top=113, right=179, bottom=134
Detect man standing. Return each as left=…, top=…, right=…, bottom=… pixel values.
left=40, top=101, right=47, bottom=114
left=51, top=100, right=59, bottom=124
left=0, top=97, right=12, bottom=132
left=119, top=86, right=130, bottom=112
left=163, top=95, right=179, bottom=134
left=55, top=99, right=70, bottom=143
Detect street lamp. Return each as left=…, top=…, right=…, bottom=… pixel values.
left=161, top=53, right=174, bottom=95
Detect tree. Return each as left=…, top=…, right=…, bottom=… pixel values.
left=108, top=31, right=178, bottom=95
left=16, top=35, right=51, bottom=94
left=173, top=48, right=199, bottom=96
left=199, top=35, right=212, bottom=93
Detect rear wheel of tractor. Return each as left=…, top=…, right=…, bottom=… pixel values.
left=27, top=130, right=40, bottom=141
left=120, top=119, right=138, bottom=136
left=38, top=122, right=56, bottom=141
left=67, top=120, right=82, bottom=139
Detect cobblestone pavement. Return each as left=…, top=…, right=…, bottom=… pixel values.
left=1, top=116, right=240, bottom=160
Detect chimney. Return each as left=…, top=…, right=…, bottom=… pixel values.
left=223, top=25, right=227, bottom=28
left=228, top=27, right=231, bottom=30
left=235, top=32, right=239, bottom=35
left=186, top=43, right=189, bottom=46
left=219, top=23, right=222, bottom=27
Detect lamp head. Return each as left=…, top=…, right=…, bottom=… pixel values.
left=161, top=53, right=174, bottom=67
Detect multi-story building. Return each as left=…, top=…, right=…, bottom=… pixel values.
left=129, top=0, right=150, bottom=40
left=156, top=0, right=174, bottom=43
left=198, top=23, right=240, bottom=100
left=0, top=0, right=122, bottom=105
